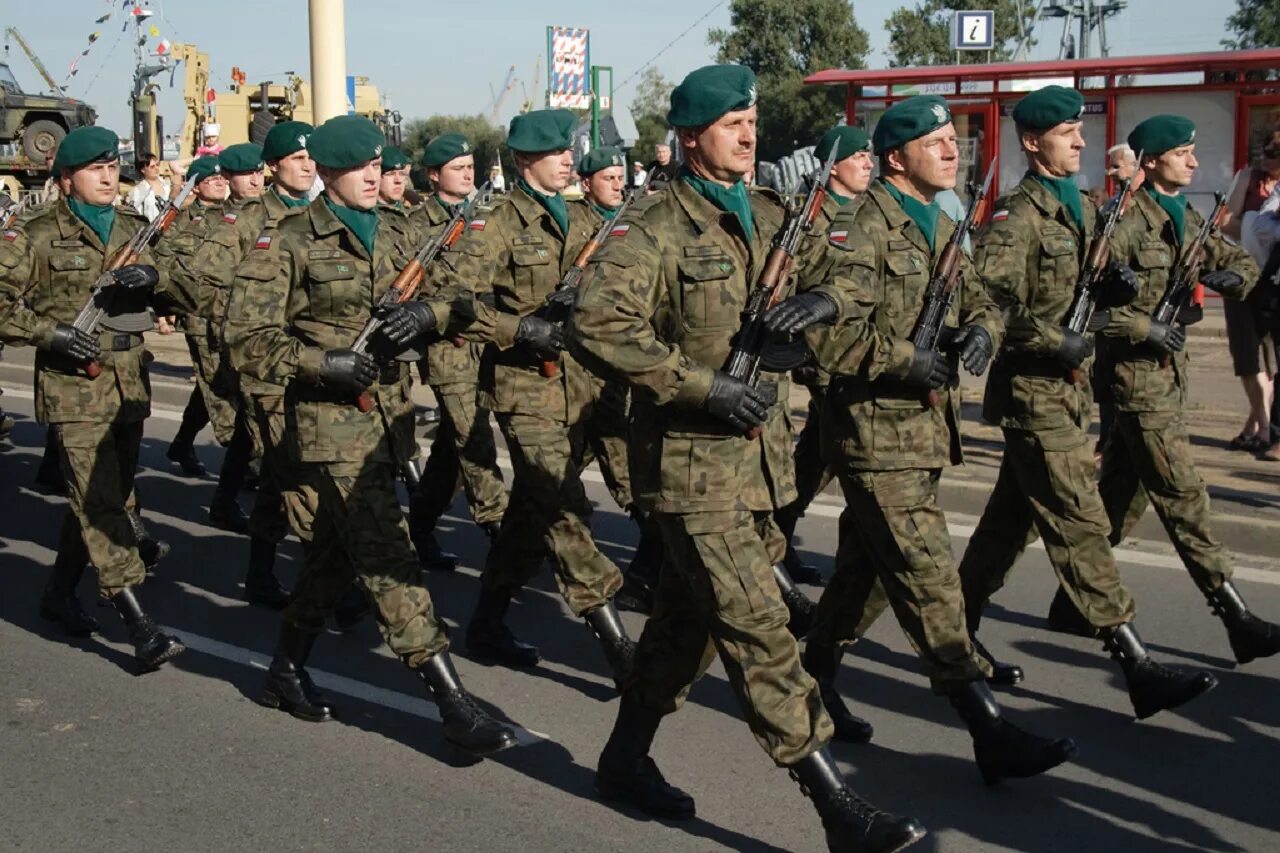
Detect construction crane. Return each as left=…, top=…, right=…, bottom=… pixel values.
left=488, top=65, right=516, bottom=125
left=519, top=54, right=543, bottom=114
left=3, top=27, right=65, bottom=96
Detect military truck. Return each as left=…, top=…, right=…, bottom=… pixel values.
left=0, top=60, right=97, bottom=162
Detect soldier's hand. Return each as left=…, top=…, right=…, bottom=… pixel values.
left=377, top=302, right=437, bottom=349
left=111, top=264, right=160, bottom=292
left=1145, top=320, right=1186, bottom=356
left=903, top=346, right=950, bottom=390
left=703, top=371, right=769, bottom=432
left=1098, top=261, right=1139, bottom=308
left=1201, top=270, right=1243, bottom=294
left=1056, top=328, right=1094, bottom=369
left=762, top=292, right=838, bottom=336
left=949, top=325, right=993, bottom=376
left=318, top=348, right=377, bottom=393
left=544, top=286, right=577, bottom=311
left=516, top=315, right=564, bottom=359
left=47, top=323, right=100, bottom=362
left=1086, top=309, right=1111, bottom=333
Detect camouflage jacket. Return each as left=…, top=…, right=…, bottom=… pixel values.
left=804, top=180, right=1005, bottom=471
left=569, top=178, right=798, bottom=514
left=437, top=183, right=600, bottom=422
left=976, top=174, right=1098, bottom=447
left=1098, top=188, right=1257, bottom=414
left=414, top=194, right=483, bottom=390
left=153, top=200, right=224, bottom=336
left=224, top=198, right=459, bottom=464
left=792, top=192, right=858, bottom=390
left=0, top=199, right=188, bottom=424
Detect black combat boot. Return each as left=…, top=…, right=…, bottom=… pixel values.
left=802, top=641, right=874, bottom=744
left=596, top=698, right=696, bottom=819
left=39, top=560, right=99, bottom=637
left=408, top=488, right=458, bottom=572
left=789, top=748, right=927, bottom=853
left=419, top=651, right=518, bottom=756
left=128, top=510, right=170, bottom=572
left=209, top=490, right=249, bottom=534
left=110, top=587, right=185, bottom=670
left=1207, top=581, right=1280, bottom=665
left=332, top=584, right=370, bottom=632
left=480, top=520, right=502, bottom=541
left=1046, top=587, right=1096, bottom=637
left=948, top=680, right=1077, bottom=785
left=964, top=601, right=1024, bottom=686
left=1104, top=623, right=1217, bottom=719
left=166, top=393, right=208, bottom=477
left=616, top=511, right=659, bottom=615
left=777, top=509, right=827, bottom=587
left=774, top=564, right=817, bottom=639
left=259, top=623, right=334, bottom=722
left=584, top=602, right=637, bottom=687
left=413, top=530, right=459, bottom=573
left=245, top=537, right=289, bottom=610
left=466, top=586, right=540, bottom=667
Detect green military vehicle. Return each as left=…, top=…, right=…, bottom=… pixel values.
left=0, top=60, right=96, bottom=162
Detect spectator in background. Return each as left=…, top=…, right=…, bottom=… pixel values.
left=1105, top=142, right=1138, bottom=184
left=196, top=123, right=224, bottom=157
left=631, top=160, right=647, bottom=189
left=645, top=142, right=679, bottom=190
left=1093, top=143, right=1140, bottom=460
left=126, top=153, right=171, bottom=222
left=489, top=163, right=506, bottom=194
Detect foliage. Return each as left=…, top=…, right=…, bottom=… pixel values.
left=1223, top=0, right=1280, bottom=48
left=885, top=0, right=1034, bottom=67
left=401, top=114, right=507, bottom=188
left=627, top=66, right=675, bottom=163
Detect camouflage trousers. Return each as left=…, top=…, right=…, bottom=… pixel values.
left=577, top=380, right=633, bottom=513
left=627, top=509, right=832, bottom=766
left=285, top=457, right=448, bottom=668
left=413, top=383, right=507, bottom=527
left=809, top=467, right=990, bottom=690
left=1098, top=409, right=1234, bottom=594
left=54, top=418, right=147, bottom=597
left=244, top=392, right=321, bottom=547
left=958, top=428, right=1136, bottom=628
left=483, top=412, right=623, bottom=616
left=775, top=386, right=836, bottom=536
left=184, top=332, right=239, bottom=446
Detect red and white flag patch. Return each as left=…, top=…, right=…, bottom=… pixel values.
left=254, top=234, right=273, bottom=250
left=469, top=219, right=486, bottom=231
left=991, top=209, right=1009, bottom=222
left=608, top=223, right=630, bottom=238
left=2, top=229, right=18, bottom=242
left=223, top=212, right=239, bottom=224
left=829, top=230, right=848, bottom=245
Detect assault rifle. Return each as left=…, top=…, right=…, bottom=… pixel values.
left=351, top=181, right=490, bottom=413
left=73, top=171, right=199, bottom=379
left=1062, top=156, right=1145, bottom=384
left=722, top=146, right=839, bottom=437
left=0, top=194, right=22, bottom=229
left=907, top=159, right=996, bottom=408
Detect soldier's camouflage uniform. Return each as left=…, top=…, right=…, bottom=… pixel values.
left=439, top=184, right=622, bottom=616
left=0, top=200, right=192, bottom=596
left=225, top=198, right=461, bottom=666
left=956, top=174, right=1137, bottom=629
left=802, top=181, right=1005, bottom=689
left=570, top=179, right=832, bottom=766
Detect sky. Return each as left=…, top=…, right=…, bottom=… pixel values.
left=1, top=0, right=1238, bottom=141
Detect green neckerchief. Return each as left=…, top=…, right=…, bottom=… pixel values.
left=516, top=179, right=568, bottom=236
left=67, top=198, right=115, bottom=246
left=273, top=189, right=310, bottom=209
left=827, top=187, right=853, bottom=207
left=434, top=195, right=462, bottom=216
left=880, top=178, right=940, bottom=252
left=324, top=196, right=377, bottom=256
left=1029, top=172, right=1084, bottom=232
left=591, top=202, right=620, bottom=220
left=1145, top=185, right=1188, bottom=245
left=681, top=166, right=754, bottom=242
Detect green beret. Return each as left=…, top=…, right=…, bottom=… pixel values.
left=579, top=146, right=625, bottom=176
left=308, top=115, right=386, bottom=169
left=421, top=133, right=472, bottom=167
left=1128, top=114, right=1196, bottom=158
left=262, top=121, right=312, bottom=161
left=814, top=126, right=872, bottom=163
left=219, top=143, right=264, bottom=173
left=52, top=125, right=118, bottom=176
left=667, top=64, right=757, bottom=128
left=507, top=109, right=577, bottom=153
left=873, top=96, right=952, bottom=155
left=187, top=155, right=222, bottom=184
left=381, top=146, right=411, bottom=171
left=1012, top=85, right=1084, bottom=131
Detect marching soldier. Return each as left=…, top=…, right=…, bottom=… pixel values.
left=778, top=95, right=1077, bottom=782
left=570, top=65, right=926, bottom=853
left=0, top=126, right=186, bottom=668
left=956, top=88, right=1220, bottom=720
left=439, top=109, right=635, bottom=684
left=224, top=115, right=516, bottom=757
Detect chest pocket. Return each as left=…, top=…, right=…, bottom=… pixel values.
left=677, top=255, right=739, bottom=330
left=880, top=248, right=926, bottom=337
left=510, top=237, right=554, bottom=302
left=46, top=250, right=95, bottom=306
left=308, top=259, right=365, bottom=321
left=1133, top=240, right=1172, bottom=271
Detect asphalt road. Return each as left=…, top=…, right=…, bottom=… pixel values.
left=1, top=385, right=1278, bottom=853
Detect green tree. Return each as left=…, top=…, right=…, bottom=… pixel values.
left=708, top=0, right=870, bottom=161
left=402, top=114, right=507, bottom=187
left=885, top=0, right=1034, bottom=67
left=627, top=66, right=674, bottom=163
left=1223, top=0, right=1280, bottom=48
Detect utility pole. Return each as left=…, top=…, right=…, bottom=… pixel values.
left=1042, top=1, right=1126, bottom=59
left=308, top=0, right=348, bottom=125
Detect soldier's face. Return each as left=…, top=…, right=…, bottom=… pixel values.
left=894, top=123, right=959, bottom=192
left=194, top=173, right=228, bottom=204
left=1024, top=120, right=1084, bottom=177
left=831, top=151, right=874, bottom=196
left=270, top=150, right=316, bottom=196
left=583, top=165, right=626, bottom=209
left=320, top=159, right=381, bottom=211
left=684, top=105, right=757, bottom=183
left=380, top=167, right=408, bottom=203
left=520, top=148, right=574, bottom=194
left=228, top=170, right=264, bottom=200
left=69, top=160, right=120, bottom=205
left=431, top=155, right=475, bottom=201
left=1146, top=144, right=1197, bottom=189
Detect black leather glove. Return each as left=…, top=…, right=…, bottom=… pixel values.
left=1145, top=320, right=1186, bottom=356
left=48, top=323, right=100, bottom=362
left=1057, top=328, right=1094, bottom=369
left=903, top=346, right=950, bottom=390
left=377, top=302, right=437, bottom=349
left=1097, top=261, right=1139, bottom=308
left=762, top=292, right=838, bottom=336
left=1086, top=309, right=1110, bottom=333
left=110, top=264, right=159, bottom=291
left=948, top=325, right=993, bottom=376
left=318, top=348, right=377, bottom=393
left=545, top=286, right=577, bottom=310
left=516, top=315, right=563, bottom=359
left=703, top=371, right=770, bottom=432
left=1201, top=270, right=1243, bottom=294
